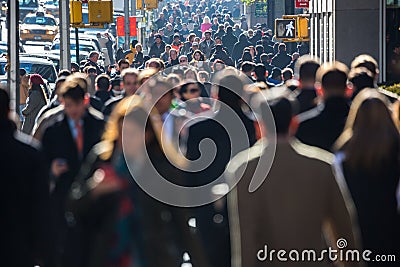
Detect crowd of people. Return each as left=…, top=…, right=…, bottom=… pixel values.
left=1, top=1, right=400, bottom=267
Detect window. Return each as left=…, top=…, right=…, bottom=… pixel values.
left=23, top=16, right=56, bottom=26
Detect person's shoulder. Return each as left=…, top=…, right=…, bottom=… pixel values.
left=290, top=138, right=334, bottom=166
left=297, top=104, right=324, bottom=124
left=87, top=106, right=105, bottom=121
left=105, top=95, right=124, bottom=106
left=13, top=131, right=41, bottom=152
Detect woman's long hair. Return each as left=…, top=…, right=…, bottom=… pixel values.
left=335, top=89, right=400, bottom=171
left=31, top=83, right=48, bottom=104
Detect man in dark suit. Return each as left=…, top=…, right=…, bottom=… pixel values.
left=0, top=89, right=53, bottom=266
left=296, top=61, right=350, bottom=152
left=40, top=74, right=105, bottom=266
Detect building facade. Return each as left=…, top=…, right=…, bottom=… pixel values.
left=309, top=0, right=391, bottom=83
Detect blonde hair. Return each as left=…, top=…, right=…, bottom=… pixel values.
left=203, top=16, right=211, bottom=24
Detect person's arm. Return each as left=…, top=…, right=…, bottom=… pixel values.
left=22, top=91, right=40, bottom=116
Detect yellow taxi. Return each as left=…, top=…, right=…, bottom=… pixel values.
left=20, top=11, right=58, bottom=44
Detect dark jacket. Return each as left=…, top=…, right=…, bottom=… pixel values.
left=149, top=41, right=166, bottom=58
left=292, top=86, right=318, bottom=114
left=41, top=109, right=105, bottom=266
left=222, top=32, right=238, bottom=54
left=232, top=34, right=252, bottom=63
left=22, top=88, right=47, bottom=134
left=0, top=120, right=53, bottom=266
left=271, top=52, right=292, bottom=69
left=83, top=59, right=105, bottom=75
left=90, top=91, right=111, bottom=112
left=199, top=39, right=215, bottom=59
left=296, top=96, right=350, bottom=152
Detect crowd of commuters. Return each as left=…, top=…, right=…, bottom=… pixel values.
left=1, top=0, right=400, bottom=267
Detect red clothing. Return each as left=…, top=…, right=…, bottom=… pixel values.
left=201, top=23, right=212, bottom=32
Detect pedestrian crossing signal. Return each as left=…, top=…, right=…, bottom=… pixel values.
left=275, top=19, right=296, bottom=39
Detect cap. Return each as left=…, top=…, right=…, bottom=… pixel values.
left=192, top=42, right=199, bottom=46
left=30, top=74, right=45, bottom=85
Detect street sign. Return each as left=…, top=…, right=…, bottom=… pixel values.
left=255, top=2, right=268, bottom=18
left=275, top=19, right=296, bottom=39
left=295, top=0, right=309, bottom=9
left=116, top=16, right=137, bottom=37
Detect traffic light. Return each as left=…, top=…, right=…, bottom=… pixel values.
left=298, top=17, right=309, bottom=38
left=275, top=19, right=296, bottom=39
left=70, top=0, right=83, bottom=24
left=88, top=0, right=113, bottom=23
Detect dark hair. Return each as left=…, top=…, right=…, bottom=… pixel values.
left=179, top=81, right=202, bottom=100
left=348, top=67, right=374, bottom=99
left=60, top=75, right=87, bottom=102
left=317, top=62, right=349, bottom=93
left=241, top=61, right=255, bottom=73
left=260, top=89, right=296, bottom=135
left=58, top=69, right=71, bottom=77
left=118, top=59, right=130, bottom=68
left=96, top=74, right=111, bottom=91
left=254, top=64, right=266, bottom=80
left=282, top=68, right=294, bottom=81
left=296, top=56, right=320, bottom=83
left=278, top=43, right=286, bottom=52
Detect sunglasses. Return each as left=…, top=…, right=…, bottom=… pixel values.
left=180, top=59, right=187, bottom=62
left=184, top=88, right=199, bottom=94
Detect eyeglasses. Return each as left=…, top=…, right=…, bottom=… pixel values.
left=180, top=59, right=187, bottom=63
left=184, top=88, right=199, bottom=94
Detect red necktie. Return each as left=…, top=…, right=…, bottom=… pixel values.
left=75, top=121, right=83, bottom=155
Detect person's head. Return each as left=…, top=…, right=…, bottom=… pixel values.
left=179, top=55, right=189, bottom=65
left=59, top=74, right=88, bottom=122
left=147, top=58, right=165, bottom=71
left=95, top=74, right=111, bottom=92
left=282, top=68, right=294, bottom=82
left=247, top=29, right=254, bottom=38
left=292, top=52, right=300, bottom=61
left=204, top=30, right=212, bottom=40
left=58, top=69, right=71, bottom=78
left=111, top=76, right=122, bottom=91
left=213, top=59, right=226, bottom=72
left=121, top=68, right=140, bottom=96
left=147, top=76, right=174, bottom=115
left=203, top=16, right=210, bottom=24
left=241, top=51, right=253, bottom=62
left=224, top=14, right=231, bottom=20
left=169, top=48, right=178, bottom=60
left=86, top=66, right=97, bottom=77
left=0, top=88, right=10, bottom=121
left=255, top=45, right=264, bottom=56
left=335, top=89, right=400, bottom=171
left=215, top=36, right=222, bottom=45
left=169, top=16, right=174, bottom=23
left=259, top=88, right=297, bottom=137
left=89, top=51, right=100, bottom=63
left=165, top=44, right=172, bottom=53
left=278, top=43, right=286, bottom=53
left=184, top=68, right=198, bottom=81
left=226, top=26, right=233, bottom=34
left=260, top=53, right=269, bottom=63
left=316, top=61, right=349, bottom=99
left=71, top=62, right=80, bottom=73
left=198, top=71, right=210, bottom=83
left=213, top=17, right=218, bottom=24
left=193, top=50, right=203, bottom=61
left=159, top=12, right=165, bottom=19
left=135, top=43, right=143, bottom=52
left=155, top=34, right=162, bottom=44
left=350, top=54, right=379, bottom=83
left=173, top=34, right=180, bottom=43
left=348, top=67, right=374, bottom=99
left=270, top=67, right=282, bottom=81
left=29, top=74, right=45, bottom=88
left=179, top=81, right=202, bottom=101
left=188, top=33, right=196, bottom=43
left=254, top=64, right=266, bottom=80
left=241, top=61, right=255, bottom=75
left=118, top=59, right=130, bottom=72
left=295, top=55, right=320, bottom=86
left=192, top=42, right=199, bottom=51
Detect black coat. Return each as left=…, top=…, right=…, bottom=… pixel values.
left=271, top=52, right=292, bottom=69
left=232, top=34, right=252, bottom=62
left=41, top=109, right=105, bottom=266
left=0, top=120, right=53, bottom=266
left=185, top=105, right=256, bottom=267
left=149, top=41, right=166, bottom=58
left=222, top=32, right=238, bottom=54
left=296, top=96, right=350, bottom=152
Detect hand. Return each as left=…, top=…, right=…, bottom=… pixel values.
left=51, top=159, right=69, bottom=177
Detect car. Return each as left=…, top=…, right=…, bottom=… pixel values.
left=20, top=10, right=58, bottom=44
left=53, top=32, right=103, bottom=53
left=46, top=50, right=90, bottom=65
left=0, top=55, right=57, bottom=90
left=43, top=0, right=59, bottom=18
left=0, top=41, right=26, bottom=55
left=19, top=0, right=40, bottom=21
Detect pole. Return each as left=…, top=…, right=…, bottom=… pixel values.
left=7, top=0, right=19, bottom=113
left=59, top=0, right=71, bottom=69
left=124, top=0, right=130, bottom=50
left=75, top=28, right=80, bottom=64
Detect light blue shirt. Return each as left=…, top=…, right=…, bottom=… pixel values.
left=68, top=118, right=83, bottom=140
